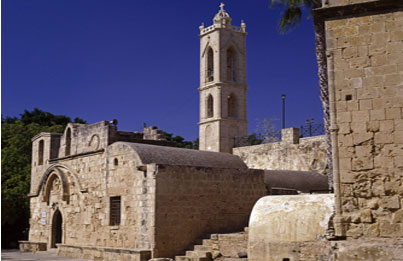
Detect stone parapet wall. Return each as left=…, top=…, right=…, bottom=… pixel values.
left=233, top=135, right=327, bottom=174
left=209, top=231, right=248, bottom=259
left=325, top=4, right=403, bottom=238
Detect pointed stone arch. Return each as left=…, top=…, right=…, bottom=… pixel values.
left=30, top=164, right=87, bottom=202
left=42, top=170, right=69, bottom=204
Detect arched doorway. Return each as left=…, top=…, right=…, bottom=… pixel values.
left=51, top=209, right=63, bottom=248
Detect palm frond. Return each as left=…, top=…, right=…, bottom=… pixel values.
left=279, top=7, right=302, bottom=34
left=270, top=0, right=320, bottom=33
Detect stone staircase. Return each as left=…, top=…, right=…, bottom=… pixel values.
left=174, top=228, right=248, bottom=261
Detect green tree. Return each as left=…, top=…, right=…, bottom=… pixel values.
left=1, top=109, right=86, bottom=247
left=270, top=0, right=332, bottom=188
left=163, top=132, right=199, bottom=150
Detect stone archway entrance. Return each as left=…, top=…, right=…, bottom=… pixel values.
left=51, top=209, right=62, bottom=248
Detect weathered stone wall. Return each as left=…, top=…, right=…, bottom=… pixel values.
left=246, top=238, right=403, bottom=261
left=154, top=165, right=266, bottom=258
left=325, top=3, right=403, bottom=238
left=233, top=131, right=327, bottom=174
left=209, top=231, right=248, bottom=259
left=28, top=142, right=155, bottom=251
left=31, top=133, right=62, bottom=194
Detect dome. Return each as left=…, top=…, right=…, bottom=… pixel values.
left=213, top=3, right=232, bottom=25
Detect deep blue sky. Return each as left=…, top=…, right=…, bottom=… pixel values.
left=2, top=0, right=323, bottom=141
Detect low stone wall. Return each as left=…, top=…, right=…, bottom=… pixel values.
left=233, top=129, right=327, bottom=174
left=209, top=231, right=248, bottom=259
left=246, top=238, right=403, bottom=261
left=57, top=244, right=151, bottom=261
left=19, top=241, right=47, bottom=252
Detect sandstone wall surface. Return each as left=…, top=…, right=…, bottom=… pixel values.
left=326, top=7, right=403, bottom=238
left=28, top=142, right=155, bottom=251
left=154, top=165, right=266, bottom=258
left=233, top=135, right=327, bottom=174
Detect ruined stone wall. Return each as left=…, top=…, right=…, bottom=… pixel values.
left=325, top=2, right=403, bottom=238
left=233, top=133, right=327, bottom=174
left=153, top=165, right=266, bottom=258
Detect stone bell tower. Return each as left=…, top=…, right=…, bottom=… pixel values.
left=198, top=3, right=248, bottom=153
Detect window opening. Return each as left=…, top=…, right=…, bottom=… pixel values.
left=38, top=140, right=44, bottom=166
left=207, top=48, right=214, bottom=82
left=65, top=128, right=71, bottom=156
left=110, top=196, right=121, bottom=226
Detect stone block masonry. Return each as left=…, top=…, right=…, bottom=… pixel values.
left=321, top=0, right=403, bottom=239
left=154, top=165, right=266, bottom=258
left=233, top=128, right=327, bottom=175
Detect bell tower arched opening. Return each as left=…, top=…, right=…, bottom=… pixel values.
left=206, top=47, right=214, bottom=82
left=226, top=48, right=236, bottom=82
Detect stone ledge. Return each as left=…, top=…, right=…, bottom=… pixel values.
left=19, top=241, right=47, bottom=252
left=57, top=244, right=151, bottom=261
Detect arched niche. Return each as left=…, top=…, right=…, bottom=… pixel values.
left=226, top=47, right=236, bottom=82
left=206, top=47, right=214, bottom=82
left=207, top=94, right=214, bottom=118
left=227, top=93, right=237, bottom=118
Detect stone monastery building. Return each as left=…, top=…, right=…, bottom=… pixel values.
left=20, top=1, right=403, bottom=260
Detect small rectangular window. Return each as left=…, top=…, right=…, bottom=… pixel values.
left=110, top=196, right=121, bottom=226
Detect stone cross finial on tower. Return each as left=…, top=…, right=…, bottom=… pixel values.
left=220, top=2, right=225, bottom=11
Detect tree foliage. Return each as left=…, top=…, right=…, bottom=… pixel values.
left=163, top=132, right=199, bottom=150
left=1, top=109, right=86, bottom=247
left=255, top=118, right=281, bottom=143
left=270, top=0, right=321, bottom=33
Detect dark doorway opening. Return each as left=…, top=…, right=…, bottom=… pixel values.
left=51, top=209, right=62, bottom=248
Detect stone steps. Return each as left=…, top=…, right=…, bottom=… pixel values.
left=174, top=227, right=248, bottom=261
